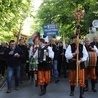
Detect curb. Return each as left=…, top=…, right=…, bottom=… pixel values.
left=0, top=77, right=7, bottom=91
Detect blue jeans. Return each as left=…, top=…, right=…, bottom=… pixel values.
left=53, top=60, right=59, bottom=78
left=7, top=66, right=20, bottom=90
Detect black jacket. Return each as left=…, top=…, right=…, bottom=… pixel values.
left=0, top=45, right=7, bottom=63
left=50, top=44, right=59, bottom=60
left=4, top=46, right=23, bottom=67
left=68, top=43, right=85, bottom=70
left=91, top=41, right=98, bottom=48
left=18, top=45, right=29, bottom=63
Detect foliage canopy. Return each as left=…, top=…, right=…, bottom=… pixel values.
left=36, top=0, right=98, bottom=38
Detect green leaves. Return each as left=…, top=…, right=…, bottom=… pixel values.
left=36, top=0, right=98, bottom=39
left=0, top=0, right=32, bottom=42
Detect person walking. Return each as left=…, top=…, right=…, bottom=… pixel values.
left=4, top=40, right=23, bottom=93
left=65, top=35, right=88, bottom=98
left=34, top=38, right=54, bottom=96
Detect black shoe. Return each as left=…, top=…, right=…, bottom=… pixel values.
left=35, top=83, right=38, bottom=87
left=39, top=91, right=45, bottom=96
left=35, top=80, right=38, bottom=87
left=15, top=86, right=20, bottom=90
left=79, top=94, right=84, bottom=98
left=80, top=87, right=84, bottom=98
left=64, top=75, right=67, bottom=78
left=84, top=87, right=88, bottom=91
left=20, top=81, right=23, bottom=84
left=70, top=91, right=74, bottom=96
left=39, top=85, right=45, bottom=96
left=84, top=80, right=88, bottom=91
left=92, top=88, right=97, bottom=92
left=44, top=83, right=48, bottom=93
left=70, top=85, right=75, bottom=96
left=91, top=79, right=97, bottom=92
left=55, top=79, right=59, bottom=83
left=95, top=79, right=97, bottom=83
left=6, top=89, right=11, bottom=93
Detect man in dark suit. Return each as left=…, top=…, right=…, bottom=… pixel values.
left=4, top=40, right=23, bottom=93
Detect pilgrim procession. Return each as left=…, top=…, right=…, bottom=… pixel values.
left=0, top=0, right=98, bottom=98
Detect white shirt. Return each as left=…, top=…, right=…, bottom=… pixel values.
left=65, top=44, right=88, bottom=62
left=29, top=46, right=33, bottom=58
left=93, top=45, right=98, bottom=56
left=33, top=46, right=54, bottom=59
left=29, top=45, right=39, bottom=58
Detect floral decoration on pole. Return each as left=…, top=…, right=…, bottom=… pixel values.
left=73, top=7, right=84, bottom=26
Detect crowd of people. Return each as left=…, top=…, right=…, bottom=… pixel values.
left=0, top=35, right=98, bottom=98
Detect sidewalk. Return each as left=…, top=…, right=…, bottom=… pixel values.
left=0, top=76, right=6, bottom=90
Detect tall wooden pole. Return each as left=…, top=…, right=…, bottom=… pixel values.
left=76, top=28, right=80, bottom=87
left=73, top=7, right=84, bottom=87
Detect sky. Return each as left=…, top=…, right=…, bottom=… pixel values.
left=33, top=0, right=43, bottom=11
left=21, top=0, right=43, bottom=36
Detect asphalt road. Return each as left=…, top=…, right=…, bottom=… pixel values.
left=0, top=78, right=98, bottom=98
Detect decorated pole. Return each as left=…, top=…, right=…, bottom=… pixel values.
left=73, top=7, right=84, bottom=86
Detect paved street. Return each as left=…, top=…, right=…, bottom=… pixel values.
left=0, top=78, right=98, bottom=98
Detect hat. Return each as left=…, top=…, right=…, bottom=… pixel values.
left=39, top=38, right=45, bottom=43
left=71, top=34, right=81, bottom=39
left=71, top=35, right=77, bottom=39
left=32, top=32, right=40, bottom=42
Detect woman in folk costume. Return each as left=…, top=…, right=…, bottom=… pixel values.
left=65, top=35, right=88, bottom=98
left=84, top=38, right=98, bottom=92
left=29, top=38, right=39, bottom=87
left=33, top=38, right=54, bottom=96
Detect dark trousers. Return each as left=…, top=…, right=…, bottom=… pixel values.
left=0, top=62, right=6, bottom=76
left=58, top=58, right=62, bottom=77
left=95, top=65, right=98, bottom=78
left=7, top=66, right=20, bottom=89
left=20, top=63, right=26, bottom=81
left=58, top=57, right=67, bottom=77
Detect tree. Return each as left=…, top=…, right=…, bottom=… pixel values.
left=0, top=0, right=32, bottom=42
left=36, top=0, right=98, bottom=39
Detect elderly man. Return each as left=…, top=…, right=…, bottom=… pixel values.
left=91, top=36, right=98, bottom=82
left=84, top=38, right=98, bottom=92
